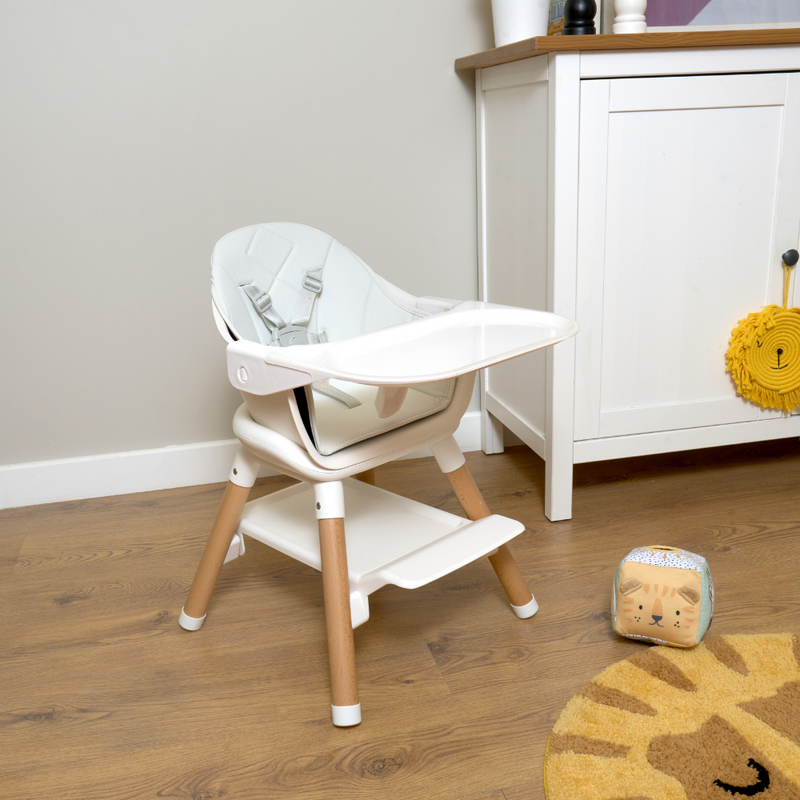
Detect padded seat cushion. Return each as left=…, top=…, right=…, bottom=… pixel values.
left=212, top=223, right=457, bottom=455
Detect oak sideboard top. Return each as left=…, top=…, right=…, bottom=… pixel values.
left=455, top=28, right=800, bottom=71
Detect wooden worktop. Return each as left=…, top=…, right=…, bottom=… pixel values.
left=455, top=27, right=800, bottom=70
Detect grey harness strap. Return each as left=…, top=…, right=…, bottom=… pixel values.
left=311, top=379, right=362, bottom=409
left=242, top=283, right=287, bottom=334
left=242, top=273, right=361, bottom=409
left=241, top=270, right=328, bottom=347
left=292, top=268, right=324, bottom=328
left=275, top=267, right=329, bottom=346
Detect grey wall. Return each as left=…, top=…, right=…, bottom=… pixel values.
left=0, top=1, right=492, bottom=466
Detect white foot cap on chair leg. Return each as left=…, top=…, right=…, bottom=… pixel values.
left=179, top=608, right=207, bottom=631
left=331, top=703, right=362, bottom=727
left=511, top=596, right=539, bottom=619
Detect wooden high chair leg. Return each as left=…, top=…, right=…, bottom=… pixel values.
left=486, top=545, right=538, bottom=618
left=434, top=439, right=538, bottom=619
left=179, top=480, right=251, bottom=631
left=319, top=518, right=360, bottom=726
left=314, top=481, right=361, bottom=727
left=179, top=448, right=260, bottom=632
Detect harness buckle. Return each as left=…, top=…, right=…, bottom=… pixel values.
left=276, top=325, right=310, bottom=347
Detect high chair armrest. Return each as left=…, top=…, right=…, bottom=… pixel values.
left=227, top=301, right=577, bottom=396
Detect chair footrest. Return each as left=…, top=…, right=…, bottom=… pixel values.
left=237, top=478, right=525, bottom=599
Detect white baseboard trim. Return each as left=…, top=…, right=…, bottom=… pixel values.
left=0, top=411, right=483, bottom=510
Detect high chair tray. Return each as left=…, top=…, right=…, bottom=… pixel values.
left=236, top=478, right=525, bottom=598
left=318, top=302, right=578, bottom=383
left=226, top=301, right=579, bottom=395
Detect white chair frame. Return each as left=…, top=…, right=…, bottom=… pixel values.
left=179, top=299, right=577, bottom=726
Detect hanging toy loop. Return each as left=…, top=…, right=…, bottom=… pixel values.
left=783, top=249, right=799, bottom=309
left=726, top=248, right=800, bottom=413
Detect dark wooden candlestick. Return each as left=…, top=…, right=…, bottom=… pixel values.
left=563, top=0, right=597, bottom=34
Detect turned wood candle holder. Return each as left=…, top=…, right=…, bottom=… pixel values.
left=563, top=0, right=597, bottom=35
left=613, top=0, right=647, bottom=33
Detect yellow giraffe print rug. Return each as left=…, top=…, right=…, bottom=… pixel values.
left=544, top=634, right=800, bottom=799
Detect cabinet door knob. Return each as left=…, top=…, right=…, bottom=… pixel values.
left=783, top=249, right=800, bottom=267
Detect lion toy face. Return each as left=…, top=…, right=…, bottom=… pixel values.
left=612, top=546, right=714, bottom=648
left=744, top=311, right=800, bottom=392
left=727, top=305, right=800, bottom=412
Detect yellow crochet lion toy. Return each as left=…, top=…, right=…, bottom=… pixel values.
left=727, top=250, right=800, bottom=412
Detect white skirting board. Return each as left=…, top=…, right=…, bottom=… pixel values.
left=0, top=412, right=483, bottom=510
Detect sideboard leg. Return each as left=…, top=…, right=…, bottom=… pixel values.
left=545, top=455, right=574, bottom=522
left=545, top=340, right=575, bottom=522
left=481, top=409, right=505, bottom=455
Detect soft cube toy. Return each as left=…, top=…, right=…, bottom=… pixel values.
left=612, top=545, right=714, bottom=648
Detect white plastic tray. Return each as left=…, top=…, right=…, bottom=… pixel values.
left=226, top=301, right=578, bottom=395
left=318, top=303, right=577, bottom=383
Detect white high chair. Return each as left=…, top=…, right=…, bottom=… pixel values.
left=179, top=223, right=577, bottom=726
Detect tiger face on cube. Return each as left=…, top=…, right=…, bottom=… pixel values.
left=612, top=546, right=714, bottom=648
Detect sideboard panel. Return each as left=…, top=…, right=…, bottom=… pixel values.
left=481, top=61, right=551, bottom=452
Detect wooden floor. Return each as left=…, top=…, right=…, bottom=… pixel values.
left=2, top=439, right=800, bottom=800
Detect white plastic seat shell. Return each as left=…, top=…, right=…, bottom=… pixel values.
left=232, top=372, right=475, bottom=481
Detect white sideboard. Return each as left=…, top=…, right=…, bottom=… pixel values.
left=458, top=31, right=800, bottom=521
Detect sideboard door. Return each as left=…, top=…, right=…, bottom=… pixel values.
left=575, top=72, right=800, bottom=442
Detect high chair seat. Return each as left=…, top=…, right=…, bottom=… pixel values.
left=180, top=222, right=578, bottom=727
left=212, top=222, right=458, bottom=453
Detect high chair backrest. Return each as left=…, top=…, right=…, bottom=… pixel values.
left=211, top=222, right=431, bottom=347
